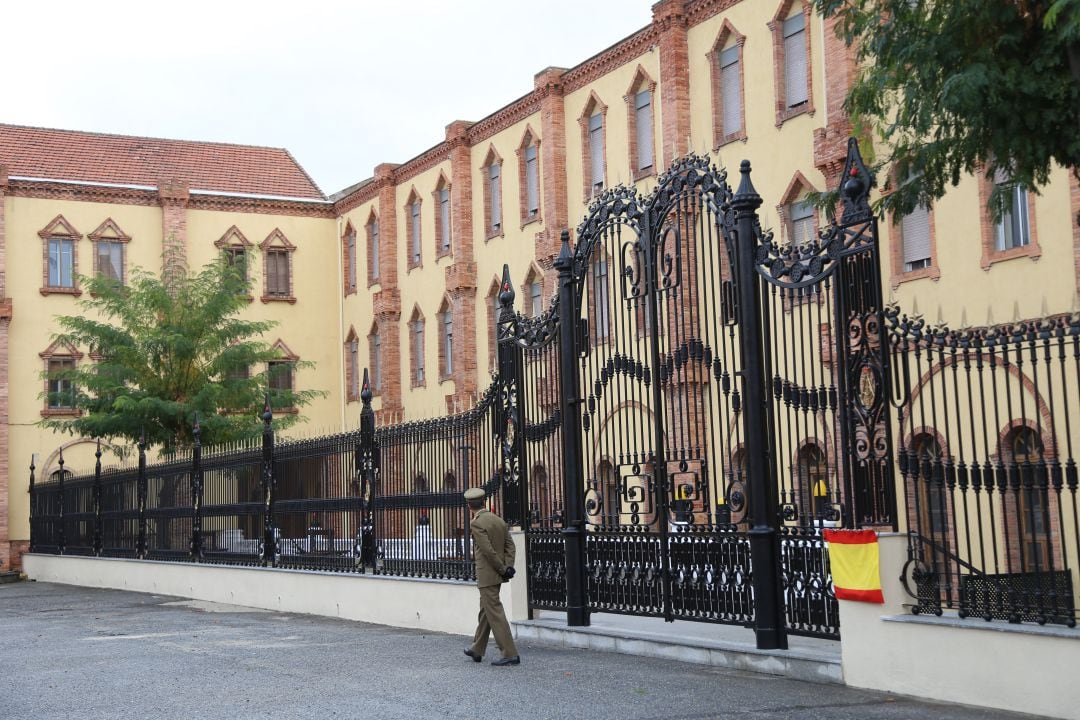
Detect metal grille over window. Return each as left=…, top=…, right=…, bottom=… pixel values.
left=783, top=13, right=808, bottom=108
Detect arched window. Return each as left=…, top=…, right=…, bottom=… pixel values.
left=911, top=434, right=948, bottom=536
left=796, top=443, right=828, bottom=522
left=1005, top=426, right=1050, bottom=570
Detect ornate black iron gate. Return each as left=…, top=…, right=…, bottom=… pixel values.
left=500, top=139, right=890, bottom=647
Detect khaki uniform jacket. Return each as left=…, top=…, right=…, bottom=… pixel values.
left=470, top=509, right=515, bottom=588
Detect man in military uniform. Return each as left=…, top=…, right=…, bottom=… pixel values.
left=462, top=487, right=520, bottom=666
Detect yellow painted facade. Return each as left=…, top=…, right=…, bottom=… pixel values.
left=2, top=0, right=1078, bottom=573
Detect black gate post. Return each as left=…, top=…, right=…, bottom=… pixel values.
left=57, top=448, right=66, bottom=555
left=261, top=396, right=277, bottom=567
left=191, top=415, right=204, bottom=561
left=136, top=433, right=147, bottom=559
left=28, top=456, right=36, bottom=553
left=496, top=263, right=529, bottom=527
left=554, top=231, right=590, bottom=627
left=732, top=161, right=788, bottom=650
left=93, top=440, right=103, bottom=556
left=358, top=375, right=378, bottom=572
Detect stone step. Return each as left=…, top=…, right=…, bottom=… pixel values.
left=513, top=611, right=843, bottom=685
left=0, top=571, right=23, bottom=584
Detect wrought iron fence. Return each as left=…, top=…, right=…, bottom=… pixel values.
left=29, top=377, right=504, bottom=583
left=889, top=311, right=1080, bottom=627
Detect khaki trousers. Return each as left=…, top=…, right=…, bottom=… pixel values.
left=469, top=583, right=518, bottom=659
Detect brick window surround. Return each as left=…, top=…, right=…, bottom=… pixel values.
left=521, top=264, right=545, bottom=318
left=405, top=189, right=423, bottom=271
left=409, top=306, right=426, bottom=389
left=267, top=339, right=299, bottom=414
left=433, top=172, right=453, bottom=261
left=88, top=218, right=131, bottom=288
left=343, top=222, right=357, bottom=296
left=40, top=339, right=83, bottom=417
left=481, top=147, right=505, bottom=241
left=707, top=20, right=748, bottom=149
left=997, top=422, right=1061, bottom=572
left=578, top=91, right=609, bottom=201
left=624, top=65, right=658, bottom=183
left=977, top=167, right=1041, bottom=270
left=39, top=215, right=83, bottom=297
left=214, top=226, right=255, bottom=302
left=259, top=229, right=297, bottom=304
left=516, top=127, right=542, bottom=229
left=769, top=0, right=815, bottom=127
left=366, top=210, right=380, bottom=287
left=344, top=326, right=360, bottom=403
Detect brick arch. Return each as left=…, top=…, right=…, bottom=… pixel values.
left=578, top=90, right=609, bottom=200
left=404, top=186, right=423, bottom=270
left=708, top=18, right=748, bottom=148
left=624, top=64, right=658, bottom=182
left=342, top=220, right=357, bottom=295
left=39, top=438, right=123, bottom=478
left=768, top=0, right=815, bottom=126
left=516, top=124, right=542, bottom=227
left=776, top=170, right=820, bottom=245
left=344, top=325, right=360, bottom=402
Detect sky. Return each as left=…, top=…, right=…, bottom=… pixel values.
left=5, top=0, right=650, bottom=196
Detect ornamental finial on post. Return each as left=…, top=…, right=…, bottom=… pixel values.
left=839, top=137, right=875, bottom=225
left=554, top=229, right=572, bottom=272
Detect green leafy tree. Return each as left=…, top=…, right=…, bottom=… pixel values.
left=812, top=0, right=1080, bottom=219
left=41, top=257, right=324, bottom=451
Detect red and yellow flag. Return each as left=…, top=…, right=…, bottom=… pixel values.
left=823, top=529, right=884, bottom=604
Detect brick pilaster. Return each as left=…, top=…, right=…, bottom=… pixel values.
left=535, top=67, right=569, bottom=273
left=653, top=0, right=692, bottom=168
left=374, top=164, right=401, bottom=287
left=158, top=178, right=189, bottom=284
left=373, top=287, right=403, bottom=422
left=812, top=14, right=856, bottom=191
left=445, top=122, right=479, bottom=410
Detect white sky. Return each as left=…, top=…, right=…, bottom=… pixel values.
left=5, top=0, right=650, bottom=196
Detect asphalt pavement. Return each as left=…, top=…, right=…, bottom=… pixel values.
left=0, top=581, right=1045, bottom=720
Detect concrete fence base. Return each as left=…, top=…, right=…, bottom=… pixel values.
left=22, top=531, right=529, bottom=638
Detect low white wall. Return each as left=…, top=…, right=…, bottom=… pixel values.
left=23, top=531, right=530, bottom=639
left=840, top=533, right=1080, bottom=720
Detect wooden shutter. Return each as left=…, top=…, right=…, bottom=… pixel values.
left=635, top=90, right=653, bottom=171
left=901, top=205, right=932, bottom=266
left=720, top=47, right=742, bottom=136
left=783, top=14, right=808, bottom=108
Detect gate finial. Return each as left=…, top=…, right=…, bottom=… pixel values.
left=839, top=138, right=875, bottom=225
left=499, top=263, right=515, bottom=310
left=554, top=229, right=572, bottom=271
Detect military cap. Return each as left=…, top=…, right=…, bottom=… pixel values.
left=463, top=487, right=486, bottom=501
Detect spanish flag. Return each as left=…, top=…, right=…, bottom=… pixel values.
left=823, top=529, right=884, bottom=604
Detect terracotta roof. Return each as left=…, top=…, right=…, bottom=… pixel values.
left=0, top=124, right=326, bottom=201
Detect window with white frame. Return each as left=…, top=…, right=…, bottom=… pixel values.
left=994, top=172, right=1030, bottom=251
left=48, top=238, right=75, bottom=288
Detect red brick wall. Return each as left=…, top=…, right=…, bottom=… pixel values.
left=158, top=179, right=189, bottom=283
left=654, top=0, right=692, bottom=168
